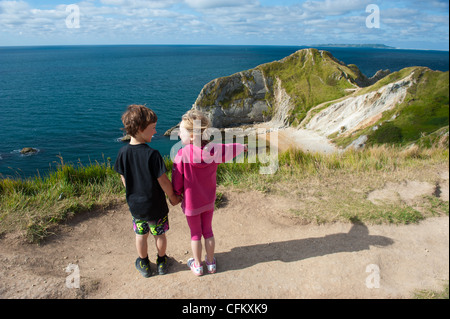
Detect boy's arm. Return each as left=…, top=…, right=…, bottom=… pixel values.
left=171, top=160, right=184, bottom=196
left=120, top=175, right=126, bottom=187
left=157, top=173, right=181, bottom=206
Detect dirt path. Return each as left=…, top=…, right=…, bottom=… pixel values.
left=0, top=187, right=448, bottom=299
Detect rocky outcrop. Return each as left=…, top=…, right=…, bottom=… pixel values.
left=20, top=147, right=39, bottom=155
left=165, top=48, right=386, bottom=135
left=192, top=69, right=272, bottom=128
left=190, top=48, right=381, bottom=129
left=165, top=49, right=448, bottom=149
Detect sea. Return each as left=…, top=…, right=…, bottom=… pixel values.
left=0, top=45, right=448, bottom=179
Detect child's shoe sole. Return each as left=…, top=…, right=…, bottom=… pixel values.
left=205, top=256, right=216, bottom=274
left=187, top=258, right=203, bottom=276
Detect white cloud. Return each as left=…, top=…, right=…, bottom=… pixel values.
left=184, top=0, right=256, bottom=9
left=0, top=0, right=30, bottom=25
left=0, top=0, right=448, bottom=49
left=301, top=0, right=371, bottom=16
left=100, top=0, right=181, bottom=9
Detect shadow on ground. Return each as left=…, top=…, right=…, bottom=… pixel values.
left=216, top=221, right=394, bottom=272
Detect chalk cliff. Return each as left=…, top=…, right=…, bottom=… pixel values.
left=166, top=49, right=449, bottom=148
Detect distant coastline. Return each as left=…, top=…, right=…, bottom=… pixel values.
left=312, top=44, right=395, bottom=49
left=1, top=45, right=448, bottom=179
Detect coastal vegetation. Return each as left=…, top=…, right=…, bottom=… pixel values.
left=1, top=48, right=448, bottom=245
left=332, top=67, right=449, bottom=148
left=189, top=49, right=448, bottom=152
left=0, top=141, right=447, bottom=243
left=260, top=49, right=360, bottom=125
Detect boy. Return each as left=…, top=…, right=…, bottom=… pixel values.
left=114, top=105, right=181, bottom=278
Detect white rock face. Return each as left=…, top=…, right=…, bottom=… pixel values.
left=305, top=74, right=414, bottom=137
left=193, top=69, right=271, bottom=128
left=270, top=78, right=294, bottom=128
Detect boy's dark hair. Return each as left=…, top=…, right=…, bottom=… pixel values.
left=121, top=105, right=157, bottom=137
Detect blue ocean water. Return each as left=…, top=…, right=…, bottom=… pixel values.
left=0, top=45, right=448, bottom=179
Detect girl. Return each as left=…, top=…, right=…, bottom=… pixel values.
left=172, top=110, right=247, bottom=276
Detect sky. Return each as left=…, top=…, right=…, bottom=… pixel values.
left=0, top=0, right=448, bottom=50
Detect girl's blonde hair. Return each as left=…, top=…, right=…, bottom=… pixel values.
left=181, top=110, right=211, bottom=146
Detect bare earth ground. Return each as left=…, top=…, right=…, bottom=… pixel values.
left=1, top=128, right=448, bottom=299
left=0, top=185, right=448, bottom=299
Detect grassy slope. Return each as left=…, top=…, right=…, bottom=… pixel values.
left=1, top=144, right=448, bottom=243
left=196, top=50, right=449, bottom=148
left=0, top=159, right=124, bottom=242
left=332, top=67, right=449, bottom=147
left=260, top=49, right=359, bottom=125
left=196, top=49, right=361, bottom=125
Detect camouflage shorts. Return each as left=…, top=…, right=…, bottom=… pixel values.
left=132, top=215, right=169, bottom=236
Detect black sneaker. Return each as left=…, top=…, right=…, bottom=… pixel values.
left=135, top=257, right=151, bottom=278
left=157, top=255, right=169, bottom=275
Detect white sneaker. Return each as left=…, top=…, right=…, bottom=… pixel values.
left=187, top=258, right=203, bottom=276
left=205, top=256, right=216, bottom=274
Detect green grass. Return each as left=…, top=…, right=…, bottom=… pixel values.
left=333, top=68, right=449, bottom=148
left=1, top=144, right=448, bottom=243
left=414, top=282, right=449, bottom=299
left=0, top=157, right=124, bottom=242
left=260, top=49, right=358, bottom=125
left=196, top=49, right=361, bottom=126
left=213, top=144, right=449, bottom=225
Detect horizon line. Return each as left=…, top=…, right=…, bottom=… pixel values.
left=0, top=43, right=448, bottom=52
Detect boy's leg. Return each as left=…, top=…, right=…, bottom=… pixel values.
left=136, top=233, right=149, bottom=258
left=133, top=218, right=151, bottom=278
left=149, top=215, right=170, bottom=275
left=154, top=234, right=167, bottom=258
left=134, top=220, right=150, bottom=258
left=154, top=234, right=169, bottom=275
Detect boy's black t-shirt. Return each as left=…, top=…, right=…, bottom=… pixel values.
left=114, top=143, right=169, bottom=221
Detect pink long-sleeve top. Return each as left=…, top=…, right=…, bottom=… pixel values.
left=172, top=143, right=245, bottom=216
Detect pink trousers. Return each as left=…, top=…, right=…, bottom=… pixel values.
left=185, top=210, right=214, bottom=241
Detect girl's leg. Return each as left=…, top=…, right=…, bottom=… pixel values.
left=186, top=214, right=203, bottom=266
left=204, top=237, right=215, bottom=264
left=201, top=210, right=215, bottom=264
left=191, top=240, right=202, bottom=267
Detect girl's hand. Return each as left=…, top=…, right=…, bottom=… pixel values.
left=169, top=194, right=182, bottom=206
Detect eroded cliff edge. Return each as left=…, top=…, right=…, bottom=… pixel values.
left=166, top=48, right=449, bottom=150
